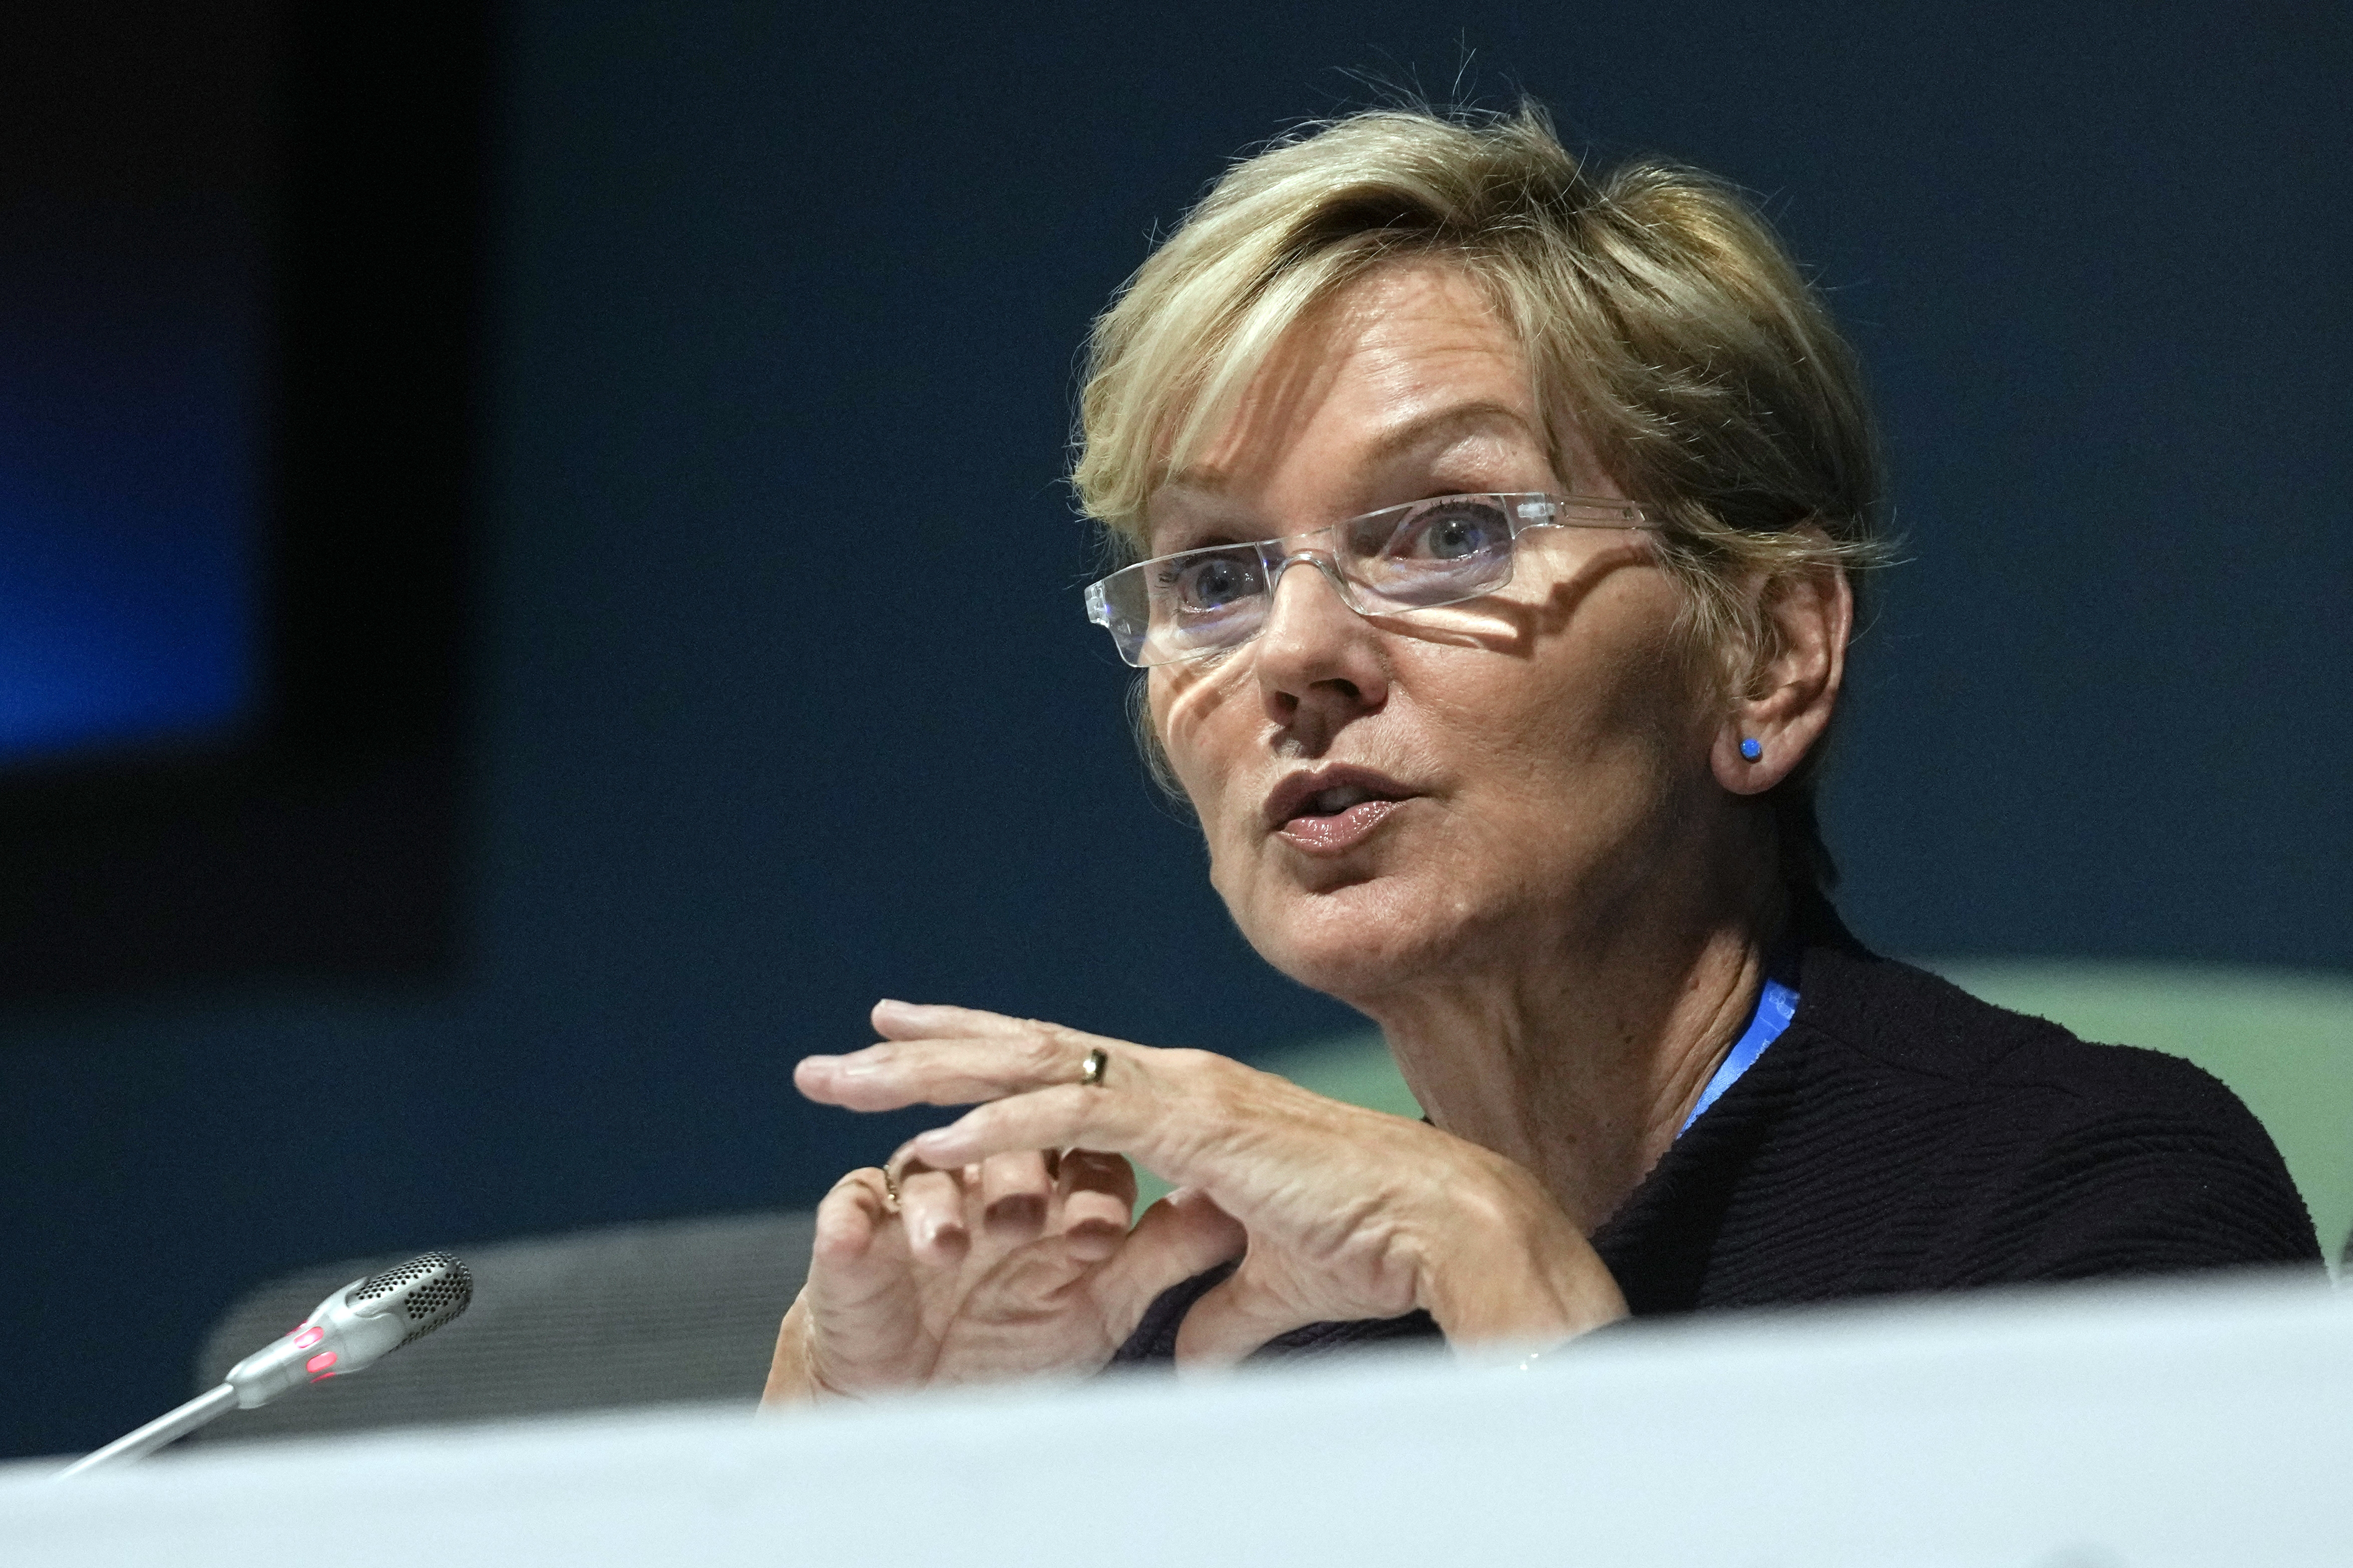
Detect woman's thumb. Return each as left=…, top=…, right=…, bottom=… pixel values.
left=1170, top=1256, right=1305, bottom=1367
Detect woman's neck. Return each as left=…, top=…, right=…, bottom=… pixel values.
left=1360, top=875, right=1785, bottom=1235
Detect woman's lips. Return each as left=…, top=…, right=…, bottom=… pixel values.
left=1274, top=796, right=1405, bottom=853
left=1263, top=766, right=1419, bottom=854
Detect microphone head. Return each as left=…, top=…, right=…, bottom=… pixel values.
left=348, top=1251, right=473, bottom=1347
left=224, top=1250, right=473, bottom=1410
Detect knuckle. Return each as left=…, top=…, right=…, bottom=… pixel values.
left=903, top=1158, right=960, bottom=1188
left=980, top=1149, right=1038, bottom=1183
left=1022, top=1024, right=1071, bottom=1077
left=1199, top=1068, right=1252, bottom=1125
left=1161, top=1047, right=1228, bottom=1085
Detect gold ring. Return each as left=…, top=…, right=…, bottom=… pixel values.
left=1079, top=1047, right=1109, bottom=1089
left=883, top=1154, right=931, bottom=1211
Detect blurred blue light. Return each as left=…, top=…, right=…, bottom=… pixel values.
left=0, top=267, right=258, bottom=766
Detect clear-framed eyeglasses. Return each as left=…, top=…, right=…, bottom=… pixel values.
left=1084, top=491, right=1655, bottom=668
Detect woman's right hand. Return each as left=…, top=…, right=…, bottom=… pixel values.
left=762, top=1143, right=1246, bottom=1403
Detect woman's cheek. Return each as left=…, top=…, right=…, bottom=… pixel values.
left=1204, top=804, right=1272, bottom=911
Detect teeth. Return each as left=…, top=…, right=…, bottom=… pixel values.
left=1310, top=785, right=1375, bottom=814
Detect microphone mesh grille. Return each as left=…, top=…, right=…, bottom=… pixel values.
left=352, top=1252, right=474, bottom=1346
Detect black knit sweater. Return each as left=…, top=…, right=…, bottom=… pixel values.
left=1113, top=912, right=2321, bottom=1363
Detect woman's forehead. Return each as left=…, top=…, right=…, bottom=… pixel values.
left=1239, top=265, right=1535, bottom=455
left=1161, top=400, right=1536, bottom=495
left=1146, top=265, right=1548, bottom=531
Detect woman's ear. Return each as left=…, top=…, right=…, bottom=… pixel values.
left=1711, top=556, right=1852, bottom=797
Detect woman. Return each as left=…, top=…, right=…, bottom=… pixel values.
left=766, top=106, right=2316, bottom=1399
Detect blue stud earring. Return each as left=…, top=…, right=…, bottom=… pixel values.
left=1739, top=737, right=1764, bottom=762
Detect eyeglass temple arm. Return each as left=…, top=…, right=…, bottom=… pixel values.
left=1517, top=495, right=1649, bottom=530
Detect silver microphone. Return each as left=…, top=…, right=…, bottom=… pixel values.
left=56, top=1251, right=472, bottom=1479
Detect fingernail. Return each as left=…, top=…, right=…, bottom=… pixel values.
left=1064, top=1218, right=1124, bottom=1262
left=984, top=1195, right=1045, bottom=1234
left=912, top=1128, right=960, bottom=1159
left=799, top=1055, right=841, bottom=1069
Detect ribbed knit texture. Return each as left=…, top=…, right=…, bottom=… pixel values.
left=1114, top=910, right=2321, bottom=1364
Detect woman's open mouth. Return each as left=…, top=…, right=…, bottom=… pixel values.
left=1265, top=769, right=1415, bottom=854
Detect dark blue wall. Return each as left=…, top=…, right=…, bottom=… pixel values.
left=5, top=2, right=2346, bottom=1459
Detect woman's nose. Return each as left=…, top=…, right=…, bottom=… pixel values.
left=1252, top=556, right=1391, bottom=728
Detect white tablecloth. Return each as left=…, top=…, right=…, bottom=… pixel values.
left=7, top=1270, right=2347, bottom=1566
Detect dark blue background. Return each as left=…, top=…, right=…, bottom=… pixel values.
left=3, top=1, right=2346, bottom=1460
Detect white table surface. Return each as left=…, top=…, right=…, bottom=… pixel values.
left=7, top=1270, right=2347, bottom=1567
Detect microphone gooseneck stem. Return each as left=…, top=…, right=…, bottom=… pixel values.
left=54, top=1383, right=239, bottom=1479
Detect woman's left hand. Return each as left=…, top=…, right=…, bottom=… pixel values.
left=793, top=1000, right=1629, bottom=1365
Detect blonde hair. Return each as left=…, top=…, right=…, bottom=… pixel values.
left=1074, top=103, right=1887, bottom=892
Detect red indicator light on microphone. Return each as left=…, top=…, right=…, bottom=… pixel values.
left=292, top=1326, right=324, bottom=1350
left=306, top=1351, right=338, bottom=1374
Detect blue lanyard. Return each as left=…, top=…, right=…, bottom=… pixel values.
left=1677, top=973, right=1799, bottom=1138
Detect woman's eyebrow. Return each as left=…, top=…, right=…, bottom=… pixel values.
left=1145, top=513, right=1258, bottom=556
left=1145, top=400, right=1538, bottom=550
left=1360, top=400, right=1537, bottom=467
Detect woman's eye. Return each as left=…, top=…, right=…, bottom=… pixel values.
left=1166, top=553, right=1263, bottom=612
left=1392, top=502, right=1508, bottom=563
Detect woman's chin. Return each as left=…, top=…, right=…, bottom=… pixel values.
left=1238, top=874, right=1474, bottom=1003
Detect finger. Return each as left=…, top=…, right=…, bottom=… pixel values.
left=977, top=1149, right=1054, bottom=1238
left=810, top=1169, right=888, bottom=1268
left=870, top=999, right=1042, bottom=1041
left=892, top=1158, right=971, bottom=1265
left=1094, top=1188, right=1249, bottom=1338
left=1172, top=1258, right=1308, bottom=1369
left=804, top=1170, right=905, bottom=1310
left=797, top=1031, right=1105, bottom=1112
left=764, top=1290, right=819, bottom=1405
left=1054, top=1149, right=1138, bottom=1262
left=910, top=1083, right=1153, bottom=1173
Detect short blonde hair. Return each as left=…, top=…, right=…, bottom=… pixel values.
left=1074, top=103, right=1886, bottom=893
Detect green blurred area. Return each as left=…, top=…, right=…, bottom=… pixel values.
left=1149, top=963, right=2353, bottom=1268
